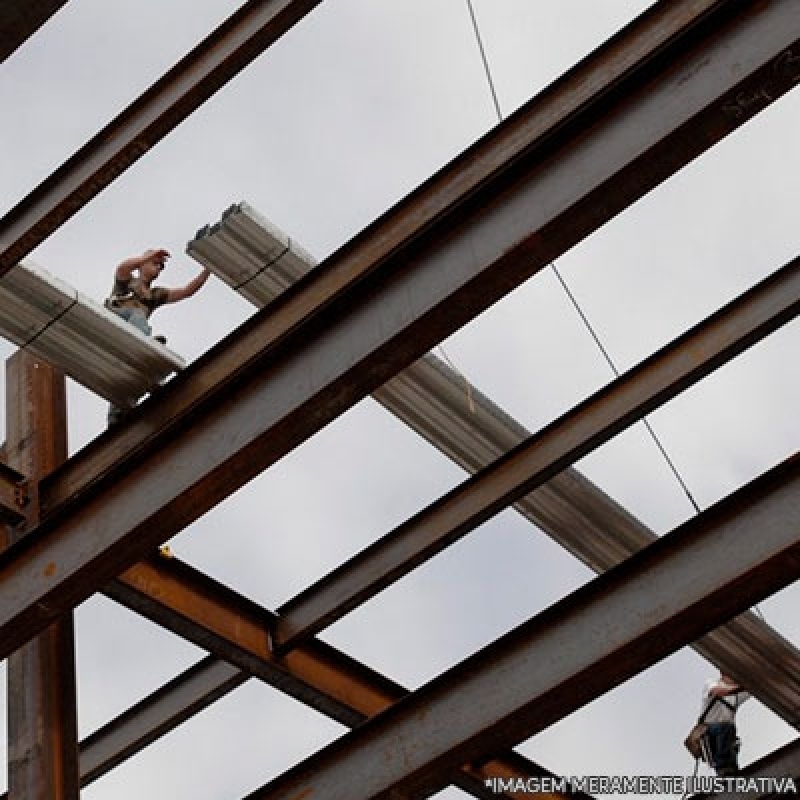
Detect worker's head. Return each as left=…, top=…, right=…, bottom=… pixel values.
left=141, top=249, right=169, bottom=279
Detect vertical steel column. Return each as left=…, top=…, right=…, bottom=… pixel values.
left=5, top=351, right=78, bottom=800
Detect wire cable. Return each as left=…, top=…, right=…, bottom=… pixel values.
left=551, top=264, right=701, bottom=514
left=464, top=0, right=702, bottom=516
left=465, top=0, right=503, bottom=122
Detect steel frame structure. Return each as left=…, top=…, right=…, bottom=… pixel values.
left=3, top=0, right=800, bottom=797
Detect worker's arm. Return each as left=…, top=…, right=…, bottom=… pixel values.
left=165, top=267, right=211, bottom=303
left=115, top=249, right=170, bottom=280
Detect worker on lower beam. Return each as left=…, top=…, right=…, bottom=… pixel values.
left=105, top=248, right=211, bottom=426
left=700, top=672, right=750, bottom=776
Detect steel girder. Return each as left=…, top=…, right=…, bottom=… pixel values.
left=4, top=353, right=78, bottom=799
left=195, top=204, right=800, bottom=730
left=244, top=453, right=800, bottom=800
left=0, top=0, right=324, bottom=271
left=102, top=556, right=577, bottom=800
left=0, top=460, right=26, bottom=525
left=0, top=0, right=798, bottom=664
left=0, top=0, right=68, bottom=63
left=272, top=255, right=800, bottom=649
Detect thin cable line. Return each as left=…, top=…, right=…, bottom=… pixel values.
left=552, top=265, right=701, bottom=514
left=465, top=0, right=503, bottom=123
left=465, top=1, right=702, bottom=516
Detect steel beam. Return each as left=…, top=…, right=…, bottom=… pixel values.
left=104, top=556, right=577, bottom=800
left=0, top=0, right=324, bottom=271
left=5, top=352, right=78, bottom=800
left=78, top=655, right=247, bottom=787
left=0, top=1, right=68, bottom=63
left=242, top=452, right=800, bottom=800
left=0, top=657, right=245, bottom=798
left=194, top=206, right=800, bottom=732
left=377, top=362, right=800, bottom=732
left=0, top=460, right=27, bottom=525
left=273, top=255, right=800, bottom=650
left=0, top=0, right=793, bottom=664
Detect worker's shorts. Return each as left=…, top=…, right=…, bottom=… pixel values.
left=111, top=306, right=152, bottom=337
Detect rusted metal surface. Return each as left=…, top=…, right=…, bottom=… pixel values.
left=377, top=357, right=800, bottom=731
left=79, top=656, right=247, bottom=786
left=104, top=555, right=579, bottom=800
left=0, top=0, right=324, bottom=271
left=274, top=255, right=800, bottom=650
left=0, top=0, right=68, bottom=63
left=0, top=0, right=794, bottom=665
left=244, top=453, right=800, bottom=800
left=5, top=352, right=78, bottom=800
left=191, top=204, right=800, bottom=734
left=0, top=656, right=246, bottom=796
left=40, top=0, right=800, bottom=514
left=0, top=459, right=27, bottom=524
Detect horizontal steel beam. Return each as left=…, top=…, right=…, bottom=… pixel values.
left=3, top=0, right=799, bottom=661
left=0, top=0, right=324, bottom=270
left=243, top=452, right=800, bottom=800
left=0, top=0, right=68, bottom=63
left=273, top=254, right=800, bottom=650
left=104, top=556, right=578, bottom=800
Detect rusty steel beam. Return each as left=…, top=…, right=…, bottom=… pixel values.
left=0, top=0, right=323, bottom=271
left=2, top=0, right=799, bottom=660
left=243, top=453, right=800, bottom=800
left=0, top=657, right=245, bottom=798
left=377, top=359, right=800, bottom=732
left=0, top=0, right=68, bottom=63
left=78, top=655, right=247, bottom=787
left=200, top=212, right=800, bottom=729
left=273, top=255, right=800, bottom=650
left=4, top=352, right=78, bottom=800
left=40, top=0, right=800, bottom=516
left=0, top=460, right=27, bottom=525
left=103, top=556, right=577, bottom=800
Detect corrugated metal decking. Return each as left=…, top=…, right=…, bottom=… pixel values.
left=0, top=262, right=185, bottom=407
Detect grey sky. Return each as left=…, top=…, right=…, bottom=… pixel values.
left=2, top=1, right=800, bottom=797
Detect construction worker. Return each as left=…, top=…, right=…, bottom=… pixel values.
left=700, top=673, right=750, bottom=776
left=105, top=248, right=211, bottom=425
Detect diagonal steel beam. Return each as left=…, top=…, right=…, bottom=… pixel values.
left=0, top=0, right=324, bottom=270
left=0, top=0, right=68, bottom=63
left=102, top=557, right=584, bottom=800
left=243, top=452, right=800, bottom=800
left=0, top=656, right=247, bottom=799
left=193, top=208, right=800, bottom=732
left=273, top=254, right=800, bottom=650
left=2, top=0, right=799, bottom=661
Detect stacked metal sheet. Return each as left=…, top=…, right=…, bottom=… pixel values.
left=0, top=261, right=185, bottom=408
left=187, top=202, right=315, bottom=306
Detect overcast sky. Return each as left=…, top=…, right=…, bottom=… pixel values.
left=2, top=1, right=800, bottom=798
